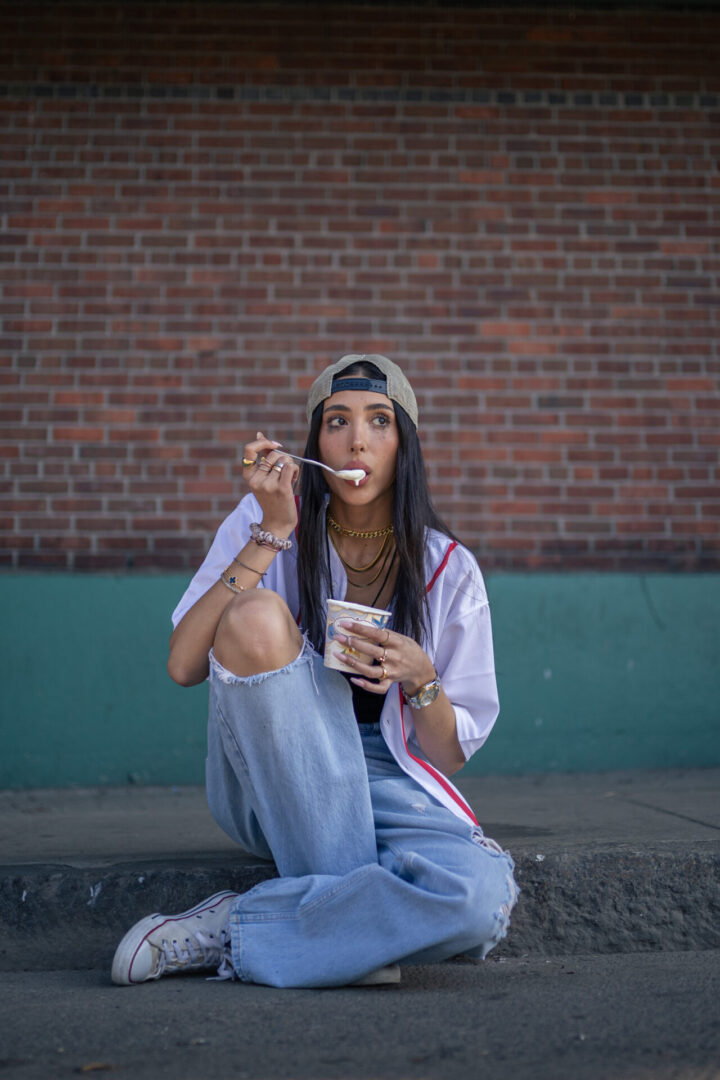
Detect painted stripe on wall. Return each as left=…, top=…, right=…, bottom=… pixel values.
left=0, top=573, right=718, bottom=788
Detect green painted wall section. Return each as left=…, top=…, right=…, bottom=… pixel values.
left=483, top=573, right=719, bottom=774
left=1, top=573, right=718, bottom=789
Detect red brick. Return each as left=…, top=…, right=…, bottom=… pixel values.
left=1, top=9, right=719, bottom=571
left=52, top=427, right=106, bottom=442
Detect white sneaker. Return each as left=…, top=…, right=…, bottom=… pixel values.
left=111, top=891, right=238, bottom=986
left=351, top=963, right=401, bottom=986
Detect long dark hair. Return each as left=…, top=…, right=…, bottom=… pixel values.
left=296, top=361, right=457, bottom=652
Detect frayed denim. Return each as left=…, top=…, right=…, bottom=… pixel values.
left=206, top=640, right=518, bottom=988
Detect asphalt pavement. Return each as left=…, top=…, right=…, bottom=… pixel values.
left=1, top=951, right=719, bottom=1080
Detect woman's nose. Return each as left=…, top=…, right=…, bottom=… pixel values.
left=349, top=425, right=366, bottom=452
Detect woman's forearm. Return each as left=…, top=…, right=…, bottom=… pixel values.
left=409, top=689, right=466, bottom=776
left=168, top=540, right=278, bottom=686
left=168, top=579, right=236, bottom=686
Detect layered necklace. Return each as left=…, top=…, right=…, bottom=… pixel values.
left=327, top=511, right=397, bottom=604
left=327, top=514, right=394, bottom=541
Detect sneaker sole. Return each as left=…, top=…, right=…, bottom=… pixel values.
left=111, top=890, right=238, bottom=986
left=350, top=963, right=401, bottom=987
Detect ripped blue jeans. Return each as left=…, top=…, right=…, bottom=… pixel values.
left=206, top=640, right=518, bottom=988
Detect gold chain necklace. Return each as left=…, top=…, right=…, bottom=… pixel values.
left=327, top=512, right=394, bottom=540
left=329, top=528, right=391, bottom=574
left=343, top=539, right=394, bottom=588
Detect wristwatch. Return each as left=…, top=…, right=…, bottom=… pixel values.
left=402, top=673, right=441, bottom=709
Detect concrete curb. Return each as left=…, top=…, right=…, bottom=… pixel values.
left=2, top=842, right=719, bottom=972
left=3, top=771, right=718, bottom=970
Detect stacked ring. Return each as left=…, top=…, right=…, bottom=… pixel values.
left=242, top=458, right=255, bottom=467
left=273, top=462, right=285, bottom=473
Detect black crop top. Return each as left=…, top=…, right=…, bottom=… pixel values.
left=342, top=672, right=386, bottom=725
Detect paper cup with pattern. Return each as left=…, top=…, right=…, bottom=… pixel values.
left=324, top=598, right=392, bottom=673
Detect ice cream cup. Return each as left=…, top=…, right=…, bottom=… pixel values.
left=324, top=598, right=392, bottom=673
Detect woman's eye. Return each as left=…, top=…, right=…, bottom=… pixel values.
left=372, top=414, right=390, bottom=426
left=326, top=416, right=346, bottom=428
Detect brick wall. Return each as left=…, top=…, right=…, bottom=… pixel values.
left=1, top=2, right=719, bottom=571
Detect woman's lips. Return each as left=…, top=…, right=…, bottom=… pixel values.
left=342, top=462, right=369, bottom=486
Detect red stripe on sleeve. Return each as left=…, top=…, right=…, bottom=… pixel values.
left=397, top=685, right=478, bottom=825
left=399, top=539, right=478, bottom=822
left=426, top=541, right=458, bottom=593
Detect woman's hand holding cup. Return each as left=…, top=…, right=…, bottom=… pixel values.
left=331, top=616, right=436, bottom=697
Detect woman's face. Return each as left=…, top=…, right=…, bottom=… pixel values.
left=317, top=388, right=399, bottom=507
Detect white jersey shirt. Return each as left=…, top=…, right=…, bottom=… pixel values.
left=172, top=494, right=500, bottom=824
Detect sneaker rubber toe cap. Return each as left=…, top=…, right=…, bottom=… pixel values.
left=111, top=932, right=158, bottom=985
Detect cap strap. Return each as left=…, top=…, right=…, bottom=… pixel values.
left=330, top=376, right=387, bottom=396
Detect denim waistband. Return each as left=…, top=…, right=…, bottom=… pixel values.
left=358, top=722, right=383, bottom=737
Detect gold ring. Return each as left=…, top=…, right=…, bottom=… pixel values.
left=379, top=649, right=387, bottom=664
left=273, top=462, right=284, bottom=473
left=242, top=458, right=255, bottom=467
left=380, top=666, right=388, bottom=681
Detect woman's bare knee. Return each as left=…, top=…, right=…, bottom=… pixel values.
left=214, top=590, right=303, bottom=677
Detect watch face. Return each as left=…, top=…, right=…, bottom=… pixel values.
left=413, top=679, right=440, bottom=708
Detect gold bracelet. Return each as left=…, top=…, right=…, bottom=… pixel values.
left=232, top=557, right=265, bottom=578
left=220, top=570, right=245, bottom=595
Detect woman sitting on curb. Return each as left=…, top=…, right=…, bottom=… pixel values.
left=111, top=354, right=518, bottom=988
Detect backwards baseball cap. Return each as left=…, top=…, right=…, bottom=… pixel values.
left=306, top=354, right=418, bottom=428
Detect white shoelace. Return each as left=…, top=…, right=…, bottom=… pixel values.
left=211, top=952, right=236, bottom=981
left=157, top=929, right=232, bottom=977
left=205, top=929, right=236, bottom=981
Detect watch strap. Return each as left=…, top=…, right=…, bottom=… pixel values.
left=402, top=673, right=441, bottom=709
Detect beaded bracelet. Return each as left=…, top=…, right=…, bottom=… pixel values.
left=249, top=522, right=292, bottom=552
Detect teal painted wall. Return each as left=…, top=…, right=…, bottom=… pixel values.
left=1, top=573, right=718, bottom=789
left=483, top=574, right=719, bottom=774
